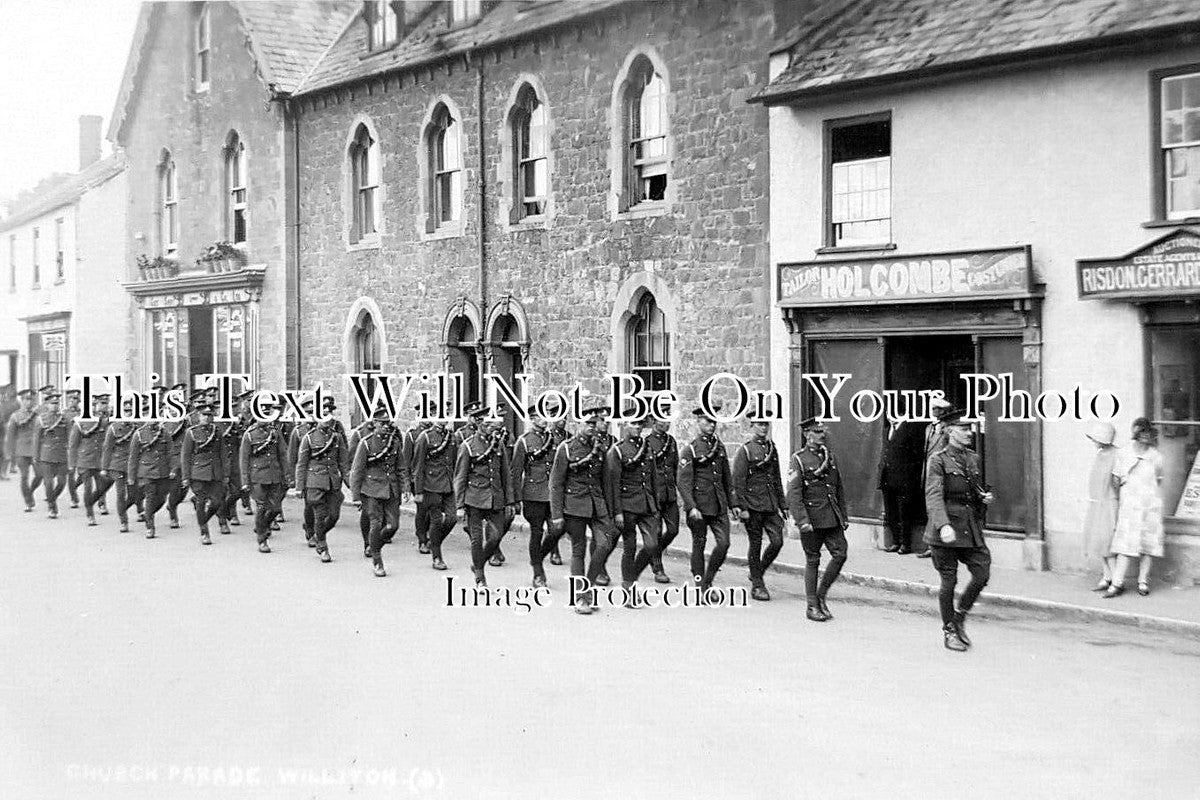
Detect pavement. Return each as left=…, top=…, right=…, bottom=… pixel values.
left=2, top=486, right=1200, bottom=800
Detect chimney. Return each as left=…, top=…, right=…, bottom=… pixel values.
left=78, top=115, right=102, bottom=170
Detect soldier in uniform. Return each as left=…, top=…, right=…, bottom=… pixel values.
left=413, top=410, right=458, bottom=571
left=163, top=384, right=191, bottom=529
left=181, top=400, right=230, bottom=545
left=678, top=405, right=734, bottom=597
left=350, top=407, right=408, bottom=577
left=547, top=402, right=611, bottom=614
left=33, top=390, right=70, bottom=518
left=787, top=417, right=849, bottom=622
left=453, top=406, right=515, bottom=587
left=588, top=406, right=617, bottom=585
left=296, top=399, right=351, bottom=563
left=602, top=413, right=661, bottom=605
left=62, top=388, right=83, bottom=508
left=633, top=417, right=679, bottom=584
left=239, top=401, right=290, bottom=553
left=98, top=397, right=142, bottom=532
left=924, top=409, right=994, bottom=652
left=346, top=410, right=375, bottom=557
left=288, top=398, right=319, bottom=546
left=127, top=410, right=176, bottom=538
left=731, top=413, right=786, bottom=601
left=4, top=388, right=41, bottom=512
left=220, top=390, right=253, bottom=526
left=917, top=396, right=953, bottom=559
left=403, top=402, right=434, bottom=554
left=67, top=393, right=111, bottom=526
left=544, top=415, right=569, bottom=566
left=512, top=405, right=556, bottom=587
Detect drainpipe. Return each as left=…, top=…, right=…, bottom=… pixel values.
left=282, top=95, right=302, bottom=390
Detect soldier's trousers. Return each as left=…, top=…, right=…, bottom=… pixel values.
left=67, top=464, right=79, bottom=504
left=38, top=461, right=68, bottom=511
left=77, top=468, right=106, bottom=516
left=222, top=478, right=246, bottom=521
left=594, top=511, right=655, bottom=584
left=746, top=510, right=785, bottom=586
left=412, top=492, right=431, bottom=545
left=302, top=502, right=315, bottom=540
left=523, top=500, right=552, bottom=572
left=306, top=488, right=342, bottom=550
left=423, top=491, right=458, bottom=561
left=250, top=483, right=286, bottom=543
left=95, top=471, right=139, bottom=524
left=930, top=544, right=991, bottom=625
left=166, top=473, right=186, bottom=521
left=539, top=515, right=591, bottom=597
left=634, top=498, right=678, bottom=575
left=799, top=526, right=848, bottom=602
left=688, top=512, right=731, bottom=586
left=15, top=456, right=41, bottom=507
left=363, top=495, right=400, bottom=565
left=190, top=479, right=227, bottom=533
left=139, top=477, right=174, bottom=532
left=466, top=506, right=506, bottom=574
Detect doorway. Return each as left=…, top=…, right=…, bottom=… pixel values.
left=886, top=335, right=974, bottom=409
left=188, top=307, right=214, bottom=387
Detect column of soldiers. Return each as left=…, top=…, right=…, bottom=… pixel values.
left=5, top=383, right=995, bottom=650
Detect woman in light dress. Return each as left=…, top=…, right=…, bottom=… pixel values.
left=1103, top=418, right=1164, bottom=598
left=1081, top=422, right=1119, bottom=592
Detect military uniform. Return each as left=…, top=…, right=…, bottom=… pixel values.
left=289, top=417, right=318, bottom=542
left=787, top=438, right=849, bottom=618
left=453, top=425, right=513, bottom=583
left=602, top=430, right=660, bottom=588
left=346, top=420, right=374, bottom=553
left=239, top=420, right=289, bottom=549
left=67, top=405, right=110, bottom=523
left=163, top=417, right=189, bottom=527
left=296, top=421, right=350, bottom=559
left=33, top=404, right=70, bottom=516
left=127, top=422, right=176, bottom=537
left=219, top=412, right=250, bottom=524
left=512, top=423, right=556, bottom=583
left=403, top=421, right=431, bottom=551
left=63, top=393, right=82, bottom=506
left=413, top=423, right=459, bottom=568
left=98, top=416, right=142, bottom=529
left=587, top=424, right=617, bottom=582
left=678, top=429, right=733, bottom=591
left=632, top=426, right=679, bottom=581
left=350, top=420, right=408, bottom=575
left=181, top=412, right=230, bottom=542
left=4, top=396, right=41, bottom=510
left=731, top=434, right=786, bottom=595
left=547, top=424, right=612, bottom=608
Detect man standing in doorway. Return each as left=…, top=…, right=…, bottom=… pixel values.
left=878, top=408, right=924, bottom=555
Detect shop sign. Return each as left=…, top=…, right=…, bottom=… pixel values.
left=778, top=246, right=1032, bottom=306
left=1077, top=230, right=1200, bottom=300
left=41, top=332, right=66, bottom=351
left=1176, top=450, right=1200, bottom=520
left=144, top=294, right=180, bottom=309
left=209, top=288, right=253, bottom=304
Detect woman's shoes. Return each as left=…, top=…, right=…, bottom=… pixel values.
left=1091, top=580, right=1111, bottom=592
left=1137, top=582, right=1151, bottom=596
left=1101, top=584, right=1125, bottom=599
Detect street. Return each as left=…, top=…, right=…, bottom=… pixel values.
left=1, top=489, right=1198, bottom=800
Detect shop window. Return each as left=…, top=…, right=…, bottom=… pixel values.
left=29, top=330, right=67, bottom=391
left=225, top=132, right=247, bottom=244
left=1161, top=71, right=1200, bottom=220
left=364, top=1, right=401, bottom=51
left=827, top=115, right=891, bottom=247
left=195, top=4, right=210, bottom=91
left=627, top=293, right=671, bottom=391
left=54, top=217, right=64, bottom=281
left=425, top=104, right=462, bottom=232
left=213, top=305, right=249, bottom=375
left=510, top=84, right=548, bottom=221
left=348, top=123, right=380, bottom=244
left=148, top=309, right=183, bottom=387
left=1149, top=325, right=1200, bottom=520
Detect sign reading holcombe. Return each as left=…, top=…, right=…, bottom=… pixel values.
left=1077, top=229, right=1200, bottom=300
left=778, top=247, right=1031, bottom=306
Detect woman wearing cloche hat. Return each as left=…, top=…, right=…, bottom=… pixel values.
left=1081, top=421, right=1119, bottom=592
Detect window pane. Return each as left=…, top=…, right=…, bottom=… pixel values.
left=449, top=171, right=461, bottom=220
left=528, top=103, right=545, bottom=158
left=1165, top=77, right=1185, bottom=111
left=1149, top=326, right=1200, bottom=517
left=443, top=121, right=459, bottom=170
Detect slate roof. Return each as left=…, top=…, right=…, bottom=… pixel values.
left=756, top=0, right=1200, bottom=103
left=297, top=0, right=627, bottom=96
left=0, top=153, right=126, bottom=234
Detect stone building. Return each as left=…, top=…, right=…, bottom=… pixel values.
left=290, top=0, right=776, bottom=430
left=109, top=1, right=352, bottom=391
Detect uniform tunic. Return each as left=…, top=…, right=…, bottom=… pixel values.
left=923, top=447, right=986, bottom=548
left=787, top=446, right=847, bottom=531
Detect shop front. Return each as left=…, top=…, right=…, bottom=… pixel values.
left=21, top=313, right=71, bottom=390
left=779, top=246, right=1045, bottom=569
left=1078, top=229, right=1200, bottom=576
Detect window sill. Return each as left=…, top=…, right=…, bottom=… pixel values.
left=346, top=236, right=382, bottom=253
left=421, top=224, right=465, bottom=242
left=816, top=243, right=898, bottom=255
left=53, top=278, right=65, bottom=286
left=615, top=203, right=670, bottom=222
left=1143, top=218, right=1200, bottom=229
left=508, top=215, right=550, bottom=232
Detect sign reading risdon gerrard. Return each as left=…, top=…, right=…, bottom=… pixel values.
left=1077, top=229, right=1200, bottom=300
left=778, top=246, right=1032, bottom=306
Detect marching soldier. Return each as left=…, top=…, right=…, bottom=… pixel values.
left=4, top=388, right=41, bottom=512
left=923, top=409, right=994, bottom=652
left=181, top=400, right=230, bottom=545
left=731, top=413, right=787, bottom=601
left=588, top=406, right=617, bottom=585
left=787, top=417, right=849, bottom=622
left=413, top=410, right=458, bottom=571
left=633, top=417, right=679, bottom=583
left=678, top=405, right=734, bottom=597
left=602, top=413, right=661, bottom=605
left=127, top=410, right=176, bottom=538
left=346, top=410, right=375, bottom=558
left=239, top=401, right=290, bottom=553
left=546, top=402, right=611, bottom=614
left=545, top=416, right=569, bottom=566
left=163, top=384, right=191, bottom=529
left=350, top=407, right=408, bottom=577
left=33, top=390, right=70, bottom=519
left=403, top=403, right=434, bottom=554
left=453, top=406, right=515, bottom=587
left=488, top=419, right=516, bottom=569
left=67, top=393, right=111, bottom=526
left=63, top=388, right=82, bottom=508
left=220, top=390, right=254, bottom=526
left=512, top=405, right=556, bottom=587
left=295, top=399, right=351, bottom=563
left=289, top=398, right=319, bottom=546
left=916, top=397, right=954, bottom=559
left=98, top=397, right=143, bottom=532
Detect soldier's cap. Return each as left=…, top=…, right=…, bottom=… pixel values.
left=321, top=396, right=337, bottom=409
left=467, top=404, right=490, bottom=420
left=525, top=403, right=545, bottom=417
left=43, top=390, right=62, bottom=400
left=941, top=409, right=973, bottom=426
left=16, top=388, right=34, bottom=399
left=580, top=402, right=609, bottom=418
left=168, top=383, right=188, bottom=393
left=691, top=402, right=723, bottom=420
left=300, top=398, right=315, bottom=410
left=195, top=401, right=215, bottom=413
left=746, top=413, right=773, bottom=425
left=799, top=416, right=826, bottom=432
left=462, top=401, right=484, bottom=416
left=64, top=389, right=82, bottom=398
left=234, top=390, right=255, bottom=401
left=38, top=384, right=56, bottom=395
left=91, top=393, right=109, bottom=403
left=930, top=396, right=953, bottom=410
left=150, top=384, right=166, bottom=393
left=371, top=406, right=392, bottom=420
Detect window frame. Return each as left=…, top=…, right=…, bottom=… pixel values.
left=9, top=234, right=17, bottom=292
left=429, top=106, right=462, bottom=230
left=823, top=110, right=893, bottom=249
left=622, top=58, right=670, bottom=212
left=626, top=292, right=671, bottom=392
left=365, top=1, right=400, bottom=52
left=226, top=135, right=247, bottom=245
left=511, top=85, right=548, bottom=222
left=348, top=124, right=380, bottom=245
left=160, top=157, right=179, bottom=258
left=53, top=217, right=64, bottom=282
left=1152, top=64, right=1200, bottom=223
left=195, top=4, right=211, bottom=92
left=31, top=227, right=40, bottom=287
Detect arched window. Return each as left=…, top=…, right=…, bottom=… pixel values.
left=490, top=312, right=525, bottom=437
left=447, top=316, right=480, bottom=405
left=158, top=152, right=178, bottom=257
left=364, top=1, right=400, bottom=51
left=510, top=84, right=547, bottom=220
left=624, top=56, right=669, bottom=207
left=225, top=132, right=247, bottom=244
left=349, top=123, right=379, bottom=243
left=626, top=292, right=670, bottom=391
left=427, top=105, right=461, bottom=231
left=351, top=310, right=381, bottom=426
